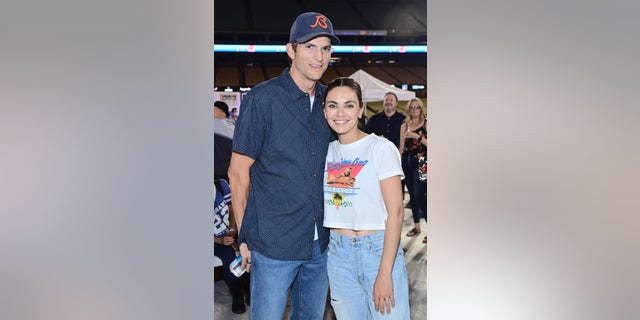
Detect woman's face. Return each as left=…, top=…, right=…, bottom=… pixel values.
left=408, top=102, right=422, bottom=118
left=324, top=86, right=363, bottom=141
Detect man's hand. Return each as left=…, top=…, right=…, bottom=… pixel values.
left=239, top=242, right=252, bottom=272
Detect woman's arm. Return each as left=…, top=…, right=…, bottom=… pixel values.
left=398, top=123, right=407, bottom=154
left=419, top=135, right=427, bottom=147
left=373, top=175, right=404, bottom=315
left=422, top=120, right=428, bottom=146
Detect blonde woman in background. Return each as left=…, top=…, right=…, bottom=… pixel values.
left=399, top=98, right=428, bottom=244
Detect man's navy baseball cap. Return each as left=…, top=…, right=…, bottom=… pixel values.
left=289, top=12, right=340, bottom=45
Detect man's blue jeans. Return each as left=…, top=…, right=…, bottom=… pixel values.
left=249, top=240, right=328, bottom=320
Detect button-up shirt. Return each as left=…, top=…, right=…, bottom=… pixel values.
left=232, top=68, right=333, bottom=260
left=365, top=111, right=406, bottom=148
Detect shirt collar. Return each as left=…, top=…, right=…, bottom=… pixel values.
left=280, top=68, right=321, bottom=100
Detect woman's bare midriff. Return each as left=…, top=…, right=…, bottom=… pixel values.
left=331, top=228, right=382, bottom=237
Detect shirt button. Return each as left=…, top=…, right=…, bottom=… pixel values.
left=312, top=152, right=315, bottom=155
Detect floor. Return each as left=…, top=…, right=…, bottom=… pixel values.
left=214, top=194, right=427, bottom=319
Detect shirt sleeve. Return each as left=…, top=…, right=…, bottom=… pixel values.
left=364, top=115, right=373, bottom=134
left=219, top=179, right=232, bottom=206
left=374, top=139, right=405, bottom=181
left=232, top=90, right=268, bottom=160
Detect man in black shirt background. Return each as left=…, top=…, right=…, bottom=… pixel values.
left=365, top=92, right=406, bottom=149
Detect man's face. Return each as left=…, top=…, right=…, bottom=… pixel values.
left=383, top=94, right=398, bottom=114
left=287, top=36, right=332, bottom=83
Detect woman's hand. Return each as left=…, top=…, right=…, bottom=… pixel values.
left=373, top=272, right=395, bottom=315
left=406, top=131, right=420, bottom=140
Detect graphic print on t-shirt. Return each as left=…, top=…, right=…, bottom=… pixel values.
left=325, top=157, right=368, bottom=209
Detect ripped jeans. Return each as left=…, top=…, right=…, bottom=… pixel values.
left=327, top=230, right=410, bottom=320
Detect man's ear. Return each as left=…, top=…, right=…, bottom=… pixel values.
left=286, top=43, right=295, bottom=61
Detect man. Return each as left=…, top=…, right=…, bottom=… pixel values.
left=230, top=107, right=238, bottom=123
left=228, top=12, right=339, bottom=319
left=365, top=92, right=406, bottom=149
left=214, top=101, right=235, bottom=181
left=213, top=100, right=230, bottom=120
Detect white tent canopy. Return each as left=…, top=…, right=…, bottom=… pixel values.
left=348, top=69, right=416, bottom=102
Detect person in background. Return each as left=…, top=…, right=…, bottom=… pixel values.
left=358, top=112, right=368, bottom=132
left=230, top=107, right=238, bottom=123
left=322, top=77, right=410, bottom=319
left=364, top=92, right=405, bottom=149
left=213, top=179, right=250, bottom=314
left=214, top=101, right=235, bottom=181
left=227, top=12, right=340, bottom=319
left=399, top=99, right=428, bottom=243
left=214, top=100, right=230, bottom=119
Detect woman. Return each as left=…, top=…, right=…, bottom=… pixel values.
left=322, top=77, right=410, bottom=319
left=399, top=98, right=428, bottom=244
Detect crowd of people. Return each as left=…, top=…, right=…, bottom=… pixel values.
left=213, top=11, right=426, bottom=319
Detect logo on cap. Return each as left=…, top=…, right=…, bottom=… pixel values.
left=310, top=14, right=328, bottom=29
left=289, top=12, right=340, bottom=45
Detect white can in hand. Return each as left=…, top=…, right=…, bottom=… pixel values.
left=229, top=255, right=246, bottom=277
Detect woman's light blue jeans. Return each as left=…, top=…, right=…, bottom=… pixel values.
left=327, top=231, right=410, bottom=319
